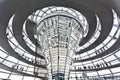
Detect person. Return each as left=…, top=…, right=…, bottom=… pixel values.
left=88, top=65, right=91, bottom=69
left=83, top=66, right=86, bottom=69
left=104, top=76, right=106, bottom=80
left=75, top=76, right=78, bottom=80
left=105, top=62, right=108, bottom=67
left=96, top=63, right=100, bottom=68
left=12, top=65, right=15, bottom=69
left=16, top=65, right=19, bottom=69
left=20, top=67, right=24, bottom=71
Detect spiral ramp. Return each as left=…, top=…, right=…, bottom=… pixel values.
left=0, top=0, right=120, bottom=80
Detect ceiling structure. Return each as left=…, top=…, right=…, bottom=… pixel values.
left=0, top=0, right=120, bottom=80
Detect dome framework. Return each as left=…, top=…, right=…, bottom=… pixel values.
left=0, top=0, right=120, bottom=80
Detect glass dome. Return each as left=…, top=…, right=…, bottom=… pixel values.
left=0, top=0, right=120, bottom=80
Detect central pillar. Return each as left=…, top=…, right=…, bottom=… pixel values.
left=37, top=14, right=84, bottom=80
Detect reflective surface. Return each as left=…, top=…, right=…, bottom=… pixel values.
left=0, top=1, right=120, bottom=80
left=36, top=10, right=84, bottom=80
